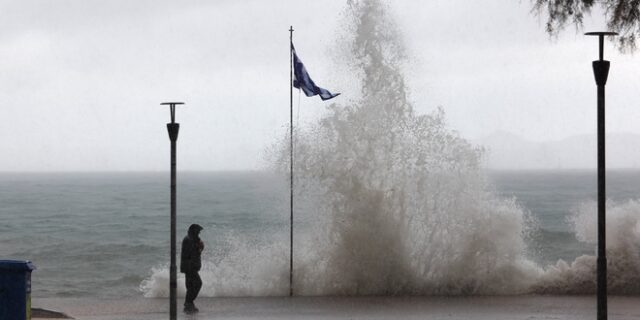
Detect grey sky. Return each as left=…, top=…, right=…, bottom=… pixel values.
left=0, top=0, right=637, bottom=171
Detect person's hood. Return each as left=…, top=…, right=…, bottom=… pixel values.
left=188, top=224, right=203, bottom=237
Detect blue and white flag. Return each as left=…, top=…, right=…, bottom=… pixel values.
left=291, top=43, right=340, bottom=101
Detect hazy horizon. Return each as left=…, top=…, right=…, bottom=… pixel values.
left=3, top=130, right=640, bottom=172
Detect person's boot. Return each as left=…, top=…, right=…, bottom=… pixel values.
left=184, top=302, right=198, bottom=314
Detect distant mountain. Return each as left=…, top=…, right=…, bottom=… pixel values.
left=474, top=131, right=640, bottom=169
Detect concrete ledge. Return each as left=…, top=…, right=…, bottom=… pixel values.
left=32, top=307, right=73, bottom=319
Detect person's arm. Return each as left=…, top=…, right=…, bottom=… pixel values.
left=181, top=238, right=194, bottom=271
left=181, top=238, right=188, bottom=260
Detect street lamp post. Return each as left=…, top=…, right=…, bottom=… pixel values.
left=585, top=31, right=617, bottom=320
left=162, top=101, right=185, bottom=320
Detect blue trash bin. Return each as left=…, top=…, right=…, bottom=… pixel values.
left=0, top=260, right=36, bottom=320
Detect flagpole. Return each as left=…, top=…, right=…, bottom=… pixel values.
left=289, top=25, right=294, bottom=297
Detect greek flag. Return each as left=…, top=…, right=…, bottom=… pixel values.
left=291, top=43, right=340, bottom=101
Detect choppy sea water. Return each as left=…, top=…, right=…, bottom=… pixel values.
left=0, top=171, right=286, bottom=298
left=2, top=170, right=640, bottom=298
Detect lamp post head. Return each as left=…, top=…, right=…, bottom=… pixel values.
left=585, top=32, right=618, bottom=61
left=161, top=102, right=185, bottom=124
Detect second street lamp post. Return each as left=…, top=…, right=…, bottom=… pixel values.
left=162, top=101, right=184, bottom=320
left=585, top=31, right=617, bottom=320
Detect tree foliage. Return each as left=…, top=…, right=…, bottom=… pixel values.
left=533, top=0, right=640, bottom=52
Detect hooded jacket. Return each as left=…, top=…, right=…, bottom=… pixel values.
left=180, top=224, right=203, bottom=273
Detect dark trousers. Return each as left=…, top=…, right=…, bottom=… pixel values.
left=184, top=272, right=202, bottom=306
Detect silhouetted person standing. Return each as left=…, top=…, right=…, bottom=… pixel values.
left=180, top=223, right=204, bottom=313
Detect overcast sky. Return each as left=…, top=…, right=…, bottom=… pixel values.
left=1, top=0, right=638, bottom=171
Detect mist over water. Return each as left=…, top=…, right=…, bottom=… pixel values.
left=140, top=0, right=640, bottom=297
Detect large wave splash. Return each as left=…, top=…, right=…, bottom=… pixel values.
left=140, top=0, right=640, bottom=297
left=269, top=0, right=540, bottom=295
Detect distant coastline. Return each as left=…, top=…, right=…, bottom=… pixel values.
left=475, top=131, right=640, bottom=170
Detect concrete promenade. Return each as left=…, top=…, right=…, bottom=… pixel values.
left=32, top=295, right=640, bottom=320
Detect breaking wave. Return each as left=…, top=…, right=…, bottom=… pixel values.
left=140, top=0, right=640, bottom=297
left=533, top=200, right=640, bottom=294
left=140, top=233, right=289, bottom=297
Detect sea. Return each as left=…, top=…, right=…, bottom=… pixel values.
left=2, top=170, right=640, bottom=299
